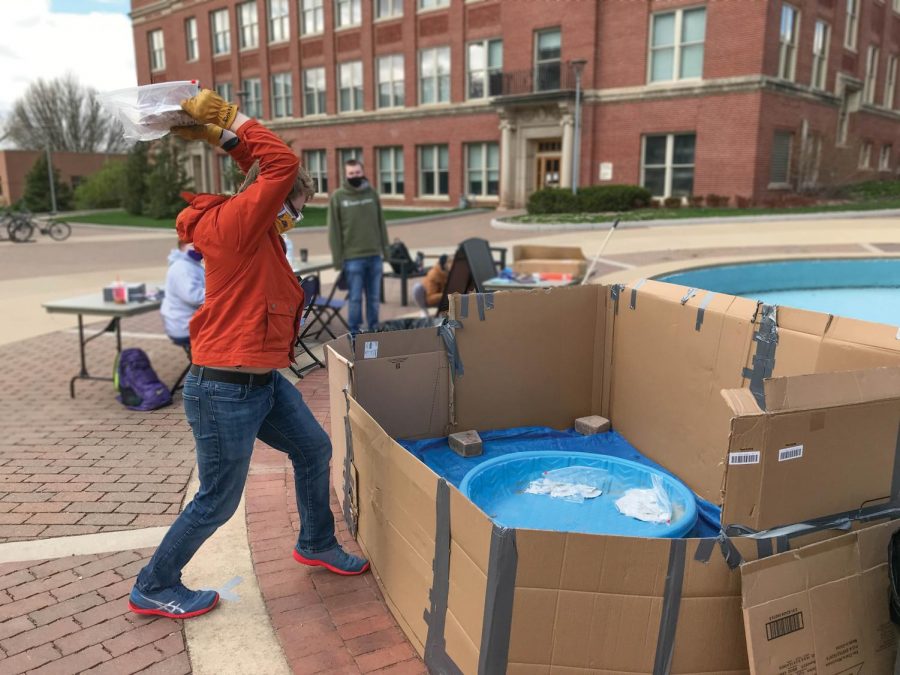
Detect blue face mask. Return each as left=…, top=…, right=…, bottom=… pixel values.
left=187, top=249, right=203, bottom=262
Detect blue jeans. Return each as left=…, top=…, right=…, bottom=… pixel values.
left=135, top=369, right=336, bottom=593
left=344, top=255, right=382, bottom=333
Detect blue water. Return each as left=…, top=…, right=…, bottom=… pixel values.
left=659, top=258, right=900, bottom=326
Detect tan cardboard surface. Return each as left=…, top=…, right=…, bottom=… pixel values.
left=763, top=366, right=900, bottom=412
left=512, top=245, right=587, bottom=275
left=352, top=328, right=445, bottom=361
left=741, top=520, right=900, bottom=675
left=326, top=345, right=352, bottom=517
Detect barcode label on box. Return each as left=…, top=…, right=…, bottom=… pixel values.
left=778, top=445, right=804, bottom=462
left=363, top=341, right=378, bottom=359
left=729, top=451, right=761, bottom=465
left=766, top=611, right=804, bottom=641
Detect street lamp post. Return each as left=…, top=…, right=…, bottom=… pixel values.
left=570, top=59, right=587, bottom=195
left=45, top=144, right=58, bottom=214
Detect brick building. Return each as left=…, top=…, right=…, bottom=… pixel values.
left=130, top=0, right=900, bottom=208
left=0, top=151, right=126, bottom=208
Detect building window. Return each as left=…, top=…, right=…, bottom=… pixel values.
left=895, top=0, right=900, bottom=12
left=301, top=0, right=324, bottom=35
left=215, top=82, right=233, bottom=102
left=419, top=0, right=449, bottom=9
left=419, top=47, right=451, bottom=104
left=339, top=61, right=364, bottom=112
left=304, top=150, right=328, bottom=193
left=770, top=131, right=793, bottom=185
left=468, top=39, right=502, bottom=99
left=335, top=0, right=361, bottom=28
left=864, top=46, right=880, bottom=104
left=242, top=77, right=263, bottom=118
left=268, top=0, right=290, bottom=42
left=811, top=20, right=830, bottom=90
left=339, top=148, right=363, bottom=167
left=271, top=73, right=293, bottom=117
left=880, top=145, right=893, bottom=171
left=844, top=0, right=859, bottom=51
left=377, top=147, right=404, bottom=195
left=649, top=8, right=706, bottom=83
left=185, top=18, right=199, bottom=62
left=303, top=67, right=326, bottom=115
left=238, top=2, right=259, bottom=50
left=219, top=155, right=238, bottom=192
left=885, top=55, right=898, bottom=108
left=211, top=9, right=231, bottom=55
left=148, top=29, right=165, bottom=71
left=376, top=0, right=403, bottom=19
left=859, top=142, right=872, bottom=168
left=465, top=142, right=500, bottom=197
left=641, top=133, right=696, bottom=198
left=377, top=55, right=404, bottom=108
left=534, top=28, right=561, bottom=91
left=418, top=145, right=449, bottom=196
left=777, top=5, right=800, bottom=81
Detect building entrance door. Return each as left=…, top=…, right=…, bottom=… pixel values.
left=535, top=140, right=562, bottom=190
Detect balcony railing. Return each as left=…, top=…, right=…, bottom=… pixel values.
left=497, top=63, right=577, bottom=97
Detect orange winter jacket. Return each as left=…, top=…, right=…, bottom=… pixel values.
left=176, top=120, right=303, bottom=369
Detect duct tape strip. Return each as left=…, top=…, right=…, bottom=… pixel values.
left=459, top=295, right=469, bottom=319
left=438, top=320, right=464, bottom=378
left=680, top=288, right=698, bottom=305
left=891, top=421, right=900, bottom=501
left=610, top=284, right=625, bottom=314
left=756, top=538, right=774, bottom=559
left=694, top=292, right=716, bottom=332
left=741, top=304, right=778, bottom=411
left=693, top=531, right=743, bottom=569
left=214, top=576, right=242, bottom=602
left=725, top=500, right=900, bottom=542
left=776, top=536, right=791, bottom=553
left=476, top=294, right=486, bottom=321
left=630, top=279, right=647, bottom=310
left=478, top=525, right=518, bottom=675
left=693, top=537, right=715, bottom=563
left=653, top=538, right=686, bottom=675
left=423, top=479, right=463, bottom=675
left=484, top=293, right=494, bottom=311
left=341, top=388, right=358, bottom=538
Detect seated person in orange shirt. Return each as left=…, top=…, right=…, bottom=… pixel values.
left=411, top=254, right=449, bottom=314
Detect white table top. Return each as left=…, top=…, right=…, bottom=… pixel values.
left=43, top=285, right=164, bottom=317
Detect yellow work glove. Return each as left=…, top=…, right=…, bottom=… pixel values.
left=170, top=124, right=224, bottom=145
left=180, top=89, right=238, bottom=129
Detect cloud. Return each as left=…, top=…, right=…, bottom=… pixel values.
left=0, top=0, right=136, bottom=115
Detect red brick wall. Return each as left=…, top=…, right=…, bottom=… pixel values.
left=0, top=151, right=126, bottom=207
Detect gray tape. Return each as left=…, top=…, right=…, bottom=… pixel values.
left=756, top=538, right=774, bottom=559
left=437, top=320, right=464, bottom=377
left=891, top=420, right=900, bottom=501
left=341, top=388, right=358, bottom=538
left=459, top=295, right=469, bottom=319
left=423, top=479, right=463, bottom=675
left=776, top=536, right=790, bottom=553
left=478, top=526, right=518, bottom=674
left=630, top=279, right=647, bottom=310
left=693, top=537, right=715, bottom=563
left=694, top=292, right=716, bottom=331
left=716, top=532, right=743, bottom=569
left=214, top=576, right=243, bottom=602
left=476, top=293, right=486, bottom=321
left=741, top=304, right=778, bottom=410
left=652, top=538, right=686, bottom=675
left=680, top=288, right=697, bottom=305
left=610, top=284, right=625, bottom=314
left=725, top=500, right=900, bottom=542
left=484, top=293, right=494, bottom=311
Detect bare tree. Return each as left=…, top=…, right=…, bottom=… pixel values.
left=1, top=74, right=128, bottom=153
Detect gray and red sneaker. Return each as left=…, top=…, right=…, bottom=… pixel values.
left=293, top=544, right=370, bottom=576
left=128, top=583, right=219, bottom=619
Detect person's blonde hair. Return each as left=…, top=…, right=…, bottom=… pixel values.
left=237, top=161, right=316, bottom=201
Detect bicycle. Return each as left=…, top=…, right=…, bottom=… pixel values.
left=1, top=211, right=33, bottom=243
left=3, top=212, right=71, bottom=242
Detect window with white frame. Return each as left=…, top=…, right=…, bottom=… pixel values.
left=468, top=39, right=502, bottom=99
left=219, top=155, right=238, bottom=192
left=419, top=0, right=449, bottom=9
left=339, top=61, right=363, bottom=112
left=215, top=82, right=233, bottom=102
left=268, top=0, right=290, bottom=42
left=811, top=20, right=830, bottom=90
left=859, top=141, right=872, bottom=168
left=641, top=133, right=696, bottom=198
left=242, top=77, right=263, bottom=117
left=304, top=150, right=328, bottom=193
left=271, top=73, right=293, bottom=117
left=419, top=47, right=451, bottom=104
left=335, top=0, right=361, bottom=28
left=149, top=29, right=165, bottom=71
left=185, top=18, right=199, bottom=61
left=465, top=142, right=499, bottom=197
left=238, top=2, right=259, bottom=49
left=885, top=55, right=898, bottom=108
left=895, top=0, right=900, bottom=12
left=377, top=55, right=404, bottom=108
left=339, top=148, right=363, bottom=167
left=301, top=0, right=324, bottom=34
left=880, top=144, right=893, bottom=170
left=778, top=5, right=800, bottom=81
left=377, top=147, right=404, bottom=195
left=649, top=8, right=706, bottom=83
left=770, top=131, right=794, bottom=185
left=303, top=67, right=326, bottom=115
left=376, top=0, right=403, bottom=19
left=418, top=145, right=449, bottom=196
left=211, top=9, right=231, bottom=55
left=864, top=46, right=880, bottom=104
left=534, top=28, right=561, bottom=91
left=844, top=0, right=859, bottom=51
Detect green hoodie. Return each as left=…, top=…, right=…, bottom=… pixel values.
left=327, top=180, right=389, bottom=270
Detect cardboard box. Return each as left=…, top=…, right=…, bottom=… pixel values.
left=326, top=280, right=900, bottom=674
left=511, top=245, right=587, bottom=277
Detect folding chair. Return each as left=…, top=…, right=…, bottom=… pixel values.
left=436, top=238, right=508, bottom=314
left=290, top=276, right=326, bottom=379
left=311, top=271, right=351, bottom=340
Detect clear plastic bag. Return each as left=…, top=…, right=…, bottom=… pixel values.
left=524, top=466, right=609, bottom=503
left=614, top=474, right=673, bottom=524
left=100, top=81, right=200, bottom=141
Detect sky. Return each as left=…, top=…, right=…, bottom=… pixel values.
left=0, top=0, right=136, bottom=116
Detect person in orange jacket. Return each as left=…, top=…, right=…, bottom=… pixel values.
left=412, top=254, right=449, bottom=313
left=129, top=89, right=368, bottom=621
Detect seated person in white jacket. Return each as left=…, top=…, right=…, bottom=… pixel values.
left=160, top=240, right=205, bottom=347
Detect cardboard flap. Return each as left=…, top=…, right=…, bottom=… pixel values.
left=353, top=328, right=444, bottom=361
left=763, top=366, right=900, bottom=412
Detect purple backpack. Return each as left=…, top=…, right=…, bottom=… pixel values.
left=114, top=348, right=172, bottom=411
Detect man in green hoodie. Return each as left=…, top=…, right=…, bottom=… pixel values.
left=327, top=159, right=390, bottom=333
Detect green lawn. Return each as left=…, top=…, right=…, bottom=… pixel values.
left=63, top=207, right=458, bottom=229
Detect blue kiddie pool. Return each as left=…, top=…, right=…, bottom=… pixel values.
left=459, top=451, right=698, bottom=538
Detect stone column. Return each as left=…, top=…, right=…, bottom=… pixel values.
left=498, top=116, right=517, bottom=210
left=560, top=112, right=574, bottom=189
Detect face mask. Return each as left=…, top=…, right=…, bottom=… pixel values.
left=187, top=249, right=203, bottom=262
left=274, top=206, right=295, bottom=235
left=347, top=176, right=365, bottom=188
